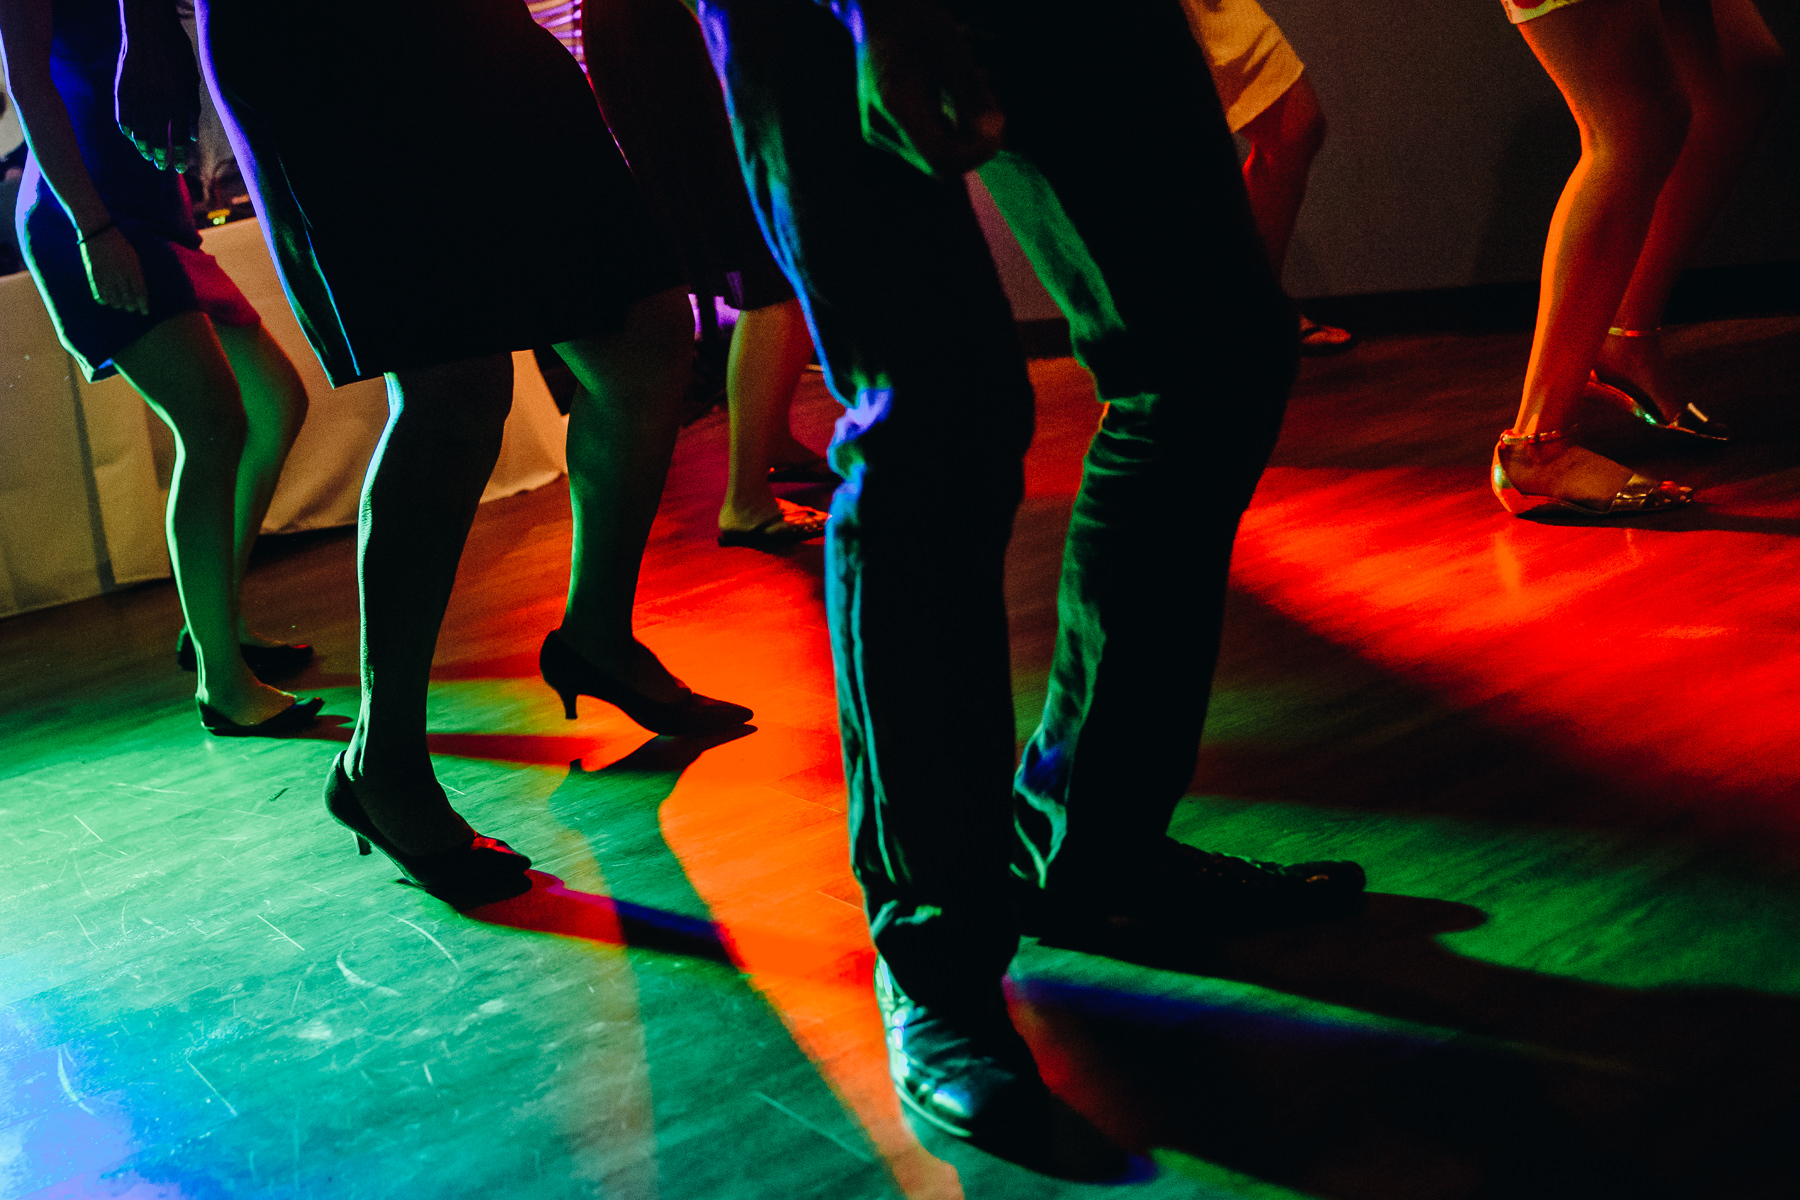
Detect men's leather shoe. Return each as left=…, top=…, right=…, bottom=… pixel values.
left=875, top=958, right=1049, bottom=1141
left=1017, top=836, right=1367, bottom=938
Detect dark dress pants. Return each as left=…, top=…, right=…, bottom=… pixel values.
left=702, top=0, right=1297, bottom=1008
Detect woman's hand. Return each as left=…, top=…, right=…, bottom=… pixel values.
left=80, top=226, right=150, bottom=313
left=114, top=0, right=200, bottom=171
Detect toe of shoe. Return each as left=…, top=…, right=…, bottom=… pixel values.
left=896, top=1055, right=1047, bottom=1140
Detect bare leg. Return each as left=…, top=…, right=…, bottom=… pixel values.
left=719, top=297, right=824, bottom=535
left=215, top=321, right=309, bottom=641
left=112, top=311, right=295, bottom=724
left=1505, top=0, right=1692, bottom=506
left=344, top=353, right=514, bottom=855
left=1238, top=73, right=1326, bottom=276
left=1595, top=0, right=1787, bottom=416
left=553, top=287, right=695, bottom=703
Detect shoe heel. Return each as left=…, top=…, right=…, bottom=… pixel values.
left=354, top=833, right=371, bottom=856
left=1491, top=438, right=1553, bottom=516
left=557, top=687, right=577, bottom=720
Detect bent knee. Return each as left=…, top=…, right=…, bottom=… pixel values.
left=387, top=354, right=515, bottom=436
left=1243, top=76, right=1327, bottom=169
left=1591, top=90, right=1692, bottom=180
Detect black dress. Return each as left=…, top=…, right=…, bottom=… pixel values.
left=582, top=0, right=792, bottom=311
left=196, top=0, right=678, bottom=386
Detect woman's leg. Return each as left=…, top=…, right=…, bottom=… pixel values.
left=1505, top=0, right=1693, bottom=505
left=552, top=287, right=695, bottom=702
left=343, top=353, right=514, bottom=855
left=111, top=311, right=296, bottom=724
left=1237, top=73, right=1326, bottom=277
left=719, top=296, right=823, bottom=535
left=1595, top=0, right=1787, bottom=414
left=215, top=321, right=309, bottom=641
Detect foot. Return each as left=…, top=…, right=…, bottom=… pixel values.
left=553, top=629, right=686, bottom=707
left=326, top=754, right=530, bottom=907
left=1298, top=313, right=1357, bottom=356
left=875, top=958, right=1049, bottom=1141
left=195, top=677, right=304, bottom=728
left=1017, top=836, right=1366, bottom=940
left=1592, top=334, right=1728, bottom=441
left=541, top=629, right=752, bottom=733
left=1496, top=435, right=1691, bottom=514
left=338, top=752, right=480, bottom=858
left=176, top=627, right=313, bottom=678
left=237, top=625, right=287, bottom=649
left=718, top=499, right=828, bottom=550
left=1594, top=327, right=1681, bottom=425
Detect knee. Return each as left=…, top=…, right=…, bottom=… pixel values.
left=560, top=287, right=696, bottom=403
left=1284, top=77, right=1328, bottom=163
left=627, top=288, right=701, bottom=391
left=1244, top=76, right=1326, bottom=174
left=387, top=354, right=514, bottom=446
left=1593, top=89, right=1692, bottom=182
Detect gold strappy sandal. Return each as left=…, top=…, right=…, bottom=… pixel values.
left=1490, top=428, right=1694, bottom=517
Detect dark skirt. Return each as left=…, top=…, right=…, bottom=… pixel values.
left=196, top=0, right=679, bottom=386
left=18, top=166, right=260, bottom=382
left=583, top=0, right=793, bottom=312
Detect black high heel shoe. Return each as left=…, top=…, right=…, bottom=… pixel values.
left=196, top=695, right=325, bottom=737
left=539, top=629, right=752, bottom=735
left=176, top=627, right=315, bottom=679
left=323, top=753, right=531, bottom=908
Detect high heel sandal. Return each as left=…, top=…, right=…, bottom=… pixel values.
left=1593, top=327, right=1729, bottom=443
left=176, top=627, right=315, bottom=679
left=323, top=753, right=531, bottom=908
left=196, top=695, right=324, bottom=737
left=1490, top=429, right=1693, bottom=517
left=539, top=629, right=752, bottom=735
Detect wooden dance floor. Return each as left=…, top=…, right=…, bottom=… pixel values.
left=3, top=315, right=1798, bottom=1199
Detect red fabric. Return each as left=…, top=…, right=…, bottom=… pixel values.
left=172, top=241, right=260, bottom=328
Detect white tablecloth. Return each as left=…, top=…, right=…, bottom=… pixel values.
left=0, top=217, right=569, bottom=620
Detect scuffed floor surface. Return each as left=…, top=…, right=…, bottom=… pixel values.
left=2, top=316, right=1797, bottom=1199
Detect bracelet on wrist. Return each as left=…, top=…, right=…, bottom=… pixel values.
left=77, top=220, right=117, bottom=244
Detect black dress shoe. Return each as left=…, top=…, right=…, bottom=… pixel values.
left=1017, top=836, right=1366, bottom=939
left=539, top=629, right=752, bottom=734
left=875, top=958, right=1049, bottom=1141
left=176, top=627, right=314, bottom=679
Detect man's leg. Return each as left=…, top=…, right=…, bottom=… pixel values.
left=970, top=0, right=1362, bottom=925
left=705, top=0, right=1046, bottom=1137
left=706, top=0, right=1032, bottom=1003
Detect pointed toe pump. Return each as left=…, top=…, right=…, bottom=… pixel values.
left=539, top=629, right=752, bottom=735
left=197, top=695, right=325, bottom=737
left=1491, top=429, right=1693, bottom=518
left=323, top=754, right=531, bottom=908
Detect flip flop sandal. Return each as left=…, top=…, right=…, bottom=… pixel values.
left=717, top=506, right=828, bottom=551
left=1298, top=314, right=1358, bottom=356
